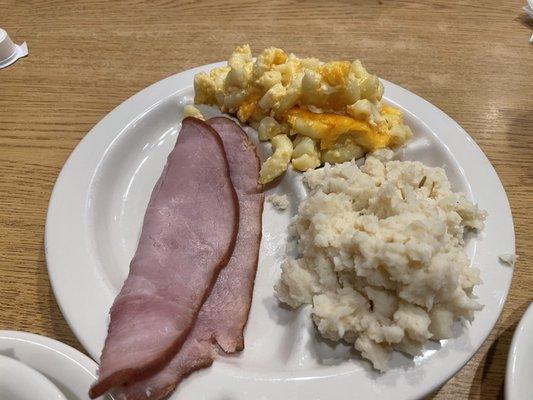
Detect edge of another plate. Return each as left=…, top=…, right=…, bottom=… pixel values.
left=505, top=302, right=533, bottom=400
left=0, top=330, right=112, bottom=400
left=0, top=353, right=67, bottom=400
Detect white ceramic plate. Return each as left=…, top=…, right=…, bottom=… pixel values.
left=0, top=354, right=66, bottom=400
left=45, top=62, right=515, bottom=400
left=0, top=331, right=113, bottom=400
left=506, top=303, right=533, bottom=400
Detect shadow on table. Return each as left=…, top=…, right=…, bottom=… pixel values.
left=36, top=240, right=87, bottom=355
left=516, top=13, right=533, bottom=30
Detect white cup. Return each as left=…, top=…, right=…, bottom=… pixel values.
left=0, top=28, right=18, bottom=63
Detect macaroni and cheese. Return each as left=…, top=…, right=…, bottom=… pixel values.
left=194, top=45, right=413, bottom=183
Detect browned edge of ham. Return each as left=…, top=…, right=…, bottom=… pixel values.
left=116, top=116, right=264, bottom=400
left=89, top=117, right=239, bottom=398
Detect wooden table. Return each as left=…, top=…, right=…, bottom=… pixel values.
left=1, top=1, right=531, bottom=398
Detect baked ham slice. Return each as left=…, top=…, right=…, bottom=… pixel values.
left=89, top=117, right=239, bottom=398
left=117, top=117, right=264, bottom=400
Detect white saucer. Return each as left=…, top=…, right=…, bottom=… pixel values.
left=0, top=354, right=66, bottom=400
left=506, top=303, right=533, bottom=400
left=0, top=331, right=113, bottom=400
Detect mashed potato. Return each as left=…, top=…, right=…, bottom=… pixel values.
left=268, top=194, right=290, bottom=210
left=275, top=150, right=486, bottom=371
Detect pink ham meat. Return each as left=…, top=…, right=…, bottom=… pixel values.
left=89, top=117, right=239, bottom=398
left=117, top=117, right=264, bottom=400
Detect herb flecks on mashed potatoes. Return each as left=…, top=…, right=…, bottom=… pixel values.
left=275, top=150, right=486, bottom=372
left=194, top=45, right=413, bottom=183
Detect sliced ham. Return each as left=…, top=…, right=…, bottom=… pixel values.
left=117, top=117, right=264, bottom=400
left=89, top=117, right=239, bottom=398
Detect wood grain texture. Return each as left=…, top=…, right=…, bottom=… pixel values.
left=0, top=0, right=531, bottom=398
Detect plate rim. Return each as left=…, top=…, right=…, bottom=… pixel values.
left=45, top=62, right=515, bottom=399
